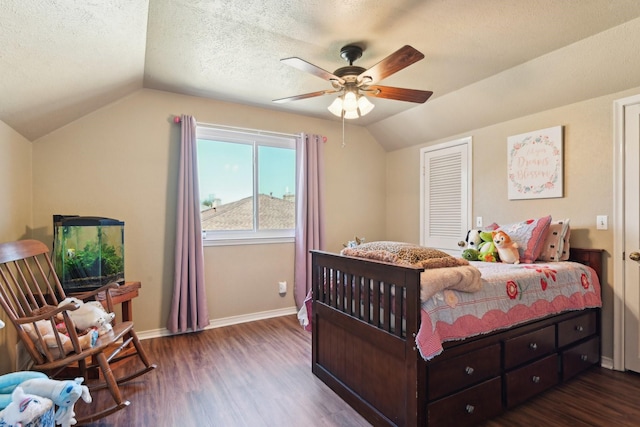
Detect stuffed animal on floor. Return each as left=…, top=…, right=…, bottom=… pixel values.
left=20, top=377, right=91, bottom=427
left=57, top=297, right=115, bottom=335
left=492, top=230, right=520, bottom=264
left=0, top=372, right=48, bottom=411
left=22, top=320, right=98, bottom=359
left=0, top=386, right=54, bottom=427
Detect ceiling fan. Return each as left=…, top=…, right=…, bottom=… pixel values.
left=273, top=44, right=433, bottom=119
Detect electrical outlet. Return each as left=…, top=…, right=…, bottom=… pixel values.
left=476, top=217, right=483, bottom=228
left=278, top=281, right=287, bottom=294
left=596, top=215, right=608, bottom=230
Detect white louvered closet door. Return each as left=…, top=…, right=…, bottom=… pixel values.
left=420, top=137, right=472, bottom=253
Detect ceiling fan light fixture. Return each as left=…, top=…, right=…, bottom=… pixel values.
left=327, top=90, right=375, bottom=119
left=357, top=95, right=375, bottom=116
left=327, top=97, right=344, bottom=117
left=343, top=90, right=358, bottom=112
left=343, top=109, right=359, bottom=120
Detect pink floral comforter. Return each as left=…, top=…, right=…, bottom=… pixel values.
left=416, top=261, right=602, bottom=360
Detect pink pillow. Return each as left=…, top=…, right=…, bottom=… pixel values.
left=497, top=215, right=552, bottom=263
left=537, top=219, right=571, bottom=262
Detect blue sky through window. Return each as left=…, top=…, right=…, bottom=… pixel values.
left=197, top=139, right=295, bottom=205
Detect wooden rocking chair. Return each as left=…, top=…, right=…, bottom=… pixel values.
left=0, top=239, right=156, bottom=423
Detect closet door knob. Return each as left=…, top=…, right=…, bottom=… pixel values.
left=630, top=252, right=640, bottom=261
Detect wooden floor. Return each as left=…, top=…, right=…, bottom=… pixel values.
left=76, top=315, right=640, bottom=426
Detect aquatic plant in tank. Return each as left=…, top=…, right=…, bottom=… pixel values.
left=53, top=215, right=125, bottom=293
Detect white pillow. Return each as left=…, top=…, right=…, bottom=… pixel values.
left=537, top=218, right=571, bottom=261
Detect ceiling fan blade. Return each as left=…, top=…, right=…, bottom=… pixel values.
left=273, top=89, right=338, bottom=103
left=358, top=45, right=424, bottom=85
left=281, top=57, right=345, bottom=85
left=365, top=85, right=433, bottom=103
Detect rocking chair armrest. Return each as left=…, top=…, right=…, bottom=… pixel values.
left=17, top=302, right=80, bottom=324
left=72, top=282, right=120, bottom=302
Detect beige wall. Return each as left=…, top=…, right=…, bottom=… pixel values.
left=0, top=119, right=32, bottom=374
left=6, top=83, right=638, bottom=370
left=30, top=89, right=386, bottom=334
left=386, top=86, right=640, bottom=361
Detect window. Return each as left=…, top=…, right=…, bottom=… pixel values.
left=196, top=125, right=296, bottom=246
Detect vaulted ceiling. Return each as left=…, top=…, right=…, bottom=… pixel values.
left=3, top=1, right=640, bottom=151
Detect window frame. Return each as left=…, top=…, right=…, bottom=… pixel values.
left=196, top=125, right=297, bottom=247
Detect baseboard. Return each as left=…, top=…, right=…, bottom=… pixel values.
left=600, top=355, right=614, bottom=370
left=136, top=306, right=298, bottom=340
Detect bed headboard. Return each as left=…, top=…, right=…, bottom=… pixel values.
left=568, top=248, right=603, bottom=282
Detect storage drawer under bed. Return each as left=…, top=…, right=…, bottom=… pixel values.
left=505, top=354, right=559, bottom=408
left=427, top=343, right=501, bottom=399
left=427, top=377, right=502, bottom=427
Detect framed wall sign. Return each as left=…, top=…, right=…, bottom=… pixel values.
left=507, top=125, right=563, bottom=200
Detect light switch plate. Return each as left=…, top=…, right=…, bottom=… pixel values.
left=597, top=215, right=608, bottom=230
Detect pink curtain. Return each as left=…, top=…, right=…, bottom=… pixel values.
left=167, top=115, right=210, bottom=333
left=294, top=133, right=326, bottom=308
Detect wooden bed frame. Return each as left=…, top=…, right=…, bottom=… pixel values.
left=310, top=248, right=602, bottom=427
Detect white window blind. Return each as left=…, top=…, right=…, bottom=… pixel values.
left=420, top=138, right=472, bottom=252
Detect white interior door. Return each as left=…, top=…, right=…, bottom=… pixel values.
left=624, top=103, right=640, bottom=372
left=420, top=137, right=472, bottom=253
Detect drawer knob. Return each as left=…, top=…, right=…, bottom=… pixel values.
left=575, top=325, right=584, bottom=332
left=465, top=366, right=475, bottom=375
left=465, top=404, right=475, bottom=414
left=532, top=375, right=541, bottom=384
left=529, top=342, right=538, bottom=351
left=581, top=354, right=589, bottom=362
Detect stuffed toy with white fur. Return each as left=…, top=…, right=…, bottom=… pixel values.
left=20, top=377, right=91, bottom=427
left=0, top=386, right=54, bottom=427
left=0, top=372, right=48, bottom=411
left=57, top=297, right=115, bottom=335
left=22, top=320, right=97, bottom=360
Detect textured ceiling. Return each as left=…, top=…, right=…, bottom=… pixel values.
left=3, top=0, right=640, bottom=150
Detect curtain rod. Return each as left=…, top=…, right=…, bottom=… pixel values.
left=173, top=115, right=297, bottom=138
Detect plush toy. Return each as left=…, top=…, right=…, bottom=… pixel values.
left=57, top=297, right=115, bottom=335
left=0, top=386, right=54, bottom=427
left=20, top=377, right=91, bottom=427
left=477, top=231, right=499, bottom=262
left=463, top=229, right=483, bottom=250
left=0, top=372, right=48, bottom=410
left=492, top=230, right=520, bottom=264
left=22, top=320, right=98, bottom=360
left=461, top=248, right=479, bottom=261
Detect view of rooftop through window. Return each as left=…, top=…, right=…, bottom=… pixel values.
left=197, top=137, right=296, bottom=232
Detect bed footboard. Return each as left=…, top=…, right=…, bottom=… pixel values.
left=311, top=250, right=425, bottom=426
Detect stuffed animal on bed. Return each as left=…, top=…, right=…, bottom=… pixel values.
left=492, top=230, right=520, bottom=264
left=463, top=229, right=483, bottom=250
left=477, top=231, right=499, bottom=262
left=461, top=248, right=480, bottom=261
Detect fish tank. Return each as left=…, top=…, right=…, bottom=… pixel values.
left=53, top=215, right=125, bottom=293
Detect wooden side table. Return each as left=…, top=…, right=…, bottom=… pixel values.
left=94, top=281, right=141, bottom=323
